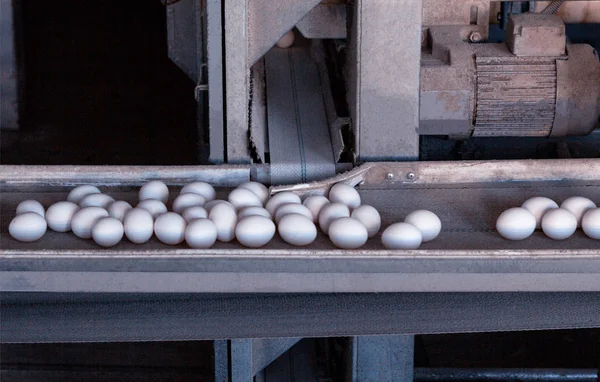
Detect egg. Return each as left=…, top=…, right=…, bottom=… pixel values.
left=328, top=218, right=368, bottom=249
left=45, top=201, right=79, bottom=232
left=137, top=199, right=168, bottom=219
left=276, top=30, right=295, bottom=48
left=79, top=193, right=114, bottom=209
left=265, top=192, right=301, bottom=216
left=278, top=214, right=317, bottom=246
left=328, top=183, right=361, bottom=209
left=71, top=207, right=109, bottom=239
left=16, top=200, right=45, bottom=218
left=521, top=196, right=559, bottom=228
left=561, top=196, right=596, bottom=227
left=139, top=180, right=169, bottom=203
left=238, top=181, right=269, bottom=205
left=180, top=181, right=216, bottom=201
left=172, top=193, right=206, bottom=214
left=185, top=218, right=218, bottom=248
left=274, top=203, right=313, bottom=224
left=182, top=206, right=208, bottom=223
left=208, top=202, right=238, bottom=242
left=582, top=208, right=600, bottom=240
left=228, top=188, right=262, bottom=210
left=302, top=195, right=330, bottom=223
left=541, top=208, right=577, bottom=240
left=238, top=206, right=272, bottom=220
left=123, top=208, right=154, bottom=244
left=92, top=217, right=124, bottom=247
left=404, top=210, right=441, bottom=242
left=107, top=201, right=133, bottom=222
left=9, top=212, right=47, bottom=242
left=235, top=215, right=276, bottom=248
left=67, top=185, right=101, bottom=204
left=318, top=203, right=350, bottom=235
left=154, top=212, right=186, bottom=245
left=204, top=199, right=234, bottom=213
left=382, top=223, right=422, bottom=249
left=351, top=205, right=381, bottom=238
left=496, top=207, right=536, bottom=240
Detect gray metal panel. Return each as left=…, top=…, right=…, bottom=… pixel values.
left=352, top=336, right=414, bottom=382
left=223, top=0, right=251, bottom=163
left=349, top=0, right=422, bottom=161
left=2, top=292, right=599, bottom=342
left=166, top=0, right=204, bottom=83
left=207, top=0, right=225, bottom=163
left=296, top=4, right=347, bottom=39
left=1, top=0, right=19, bottom=130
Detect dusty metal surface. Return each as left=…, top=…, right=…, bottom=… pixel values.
left=506, top=13, right=566, bottom=57
left=296, top=3, right=347, bottom=39
left=1, top=161, right=599, bottom=293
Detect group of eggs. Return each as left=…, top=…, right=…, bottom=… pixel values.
left=496, top=196, right=600, bottom=240
left=8, top=180, right=442, bottom=249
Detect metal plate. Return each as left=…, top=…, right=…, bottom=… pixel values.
left=1, top=161, right=599, bottom=293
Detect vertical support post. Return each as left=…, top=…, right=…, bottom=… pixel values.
left=348, top=0, right=422, bottom=161
left=1, top=0, right=20, bottom=130
left=348, top=335, right=414, bottom=382
left=207, top=0, right=225, bottom=163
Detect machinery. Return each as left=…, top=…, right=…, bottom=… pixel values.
left=166, top=0, right=600, bottom=183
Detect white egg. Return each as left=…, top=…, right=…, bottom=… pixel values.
left=328, top=183, right=361, bottom=209
left=16, top=200, right=45, bottom=218
left=67, top=185, right=101, bottom=204
left=318, top=203, right=350, bottom=235
left=154, top=212, right=186, bottom=245
left=9, top=212, right=47, bottom=242
left=235, top=215, right=276, bottom=248
left=404, top=210, right=441, bottom=242
left=107, top=201, right=133, bottom=222
left=182, top=206, right=208, bottom=223
left=382, top=223, right=423, bottom=249
left=238, top=181, right=269, bottom=205
left=71, top=207, right=109, bottom=239
left=561, top=196, right=596, bottom=227
left=45, top=201, right=79, bottom=232
left=92, top=217, right=124, bottom=247
left=139, top=180, right=169, bottom=203
left=351, top=205, right=381, bottom=238
left=238, top=206, right=272, bottom=220
left=278, top=214, right=317, bottom=246
left=521, top=196, right=559, bottom=229
left=276, top=30, right=295, bottom=48
left=79, top=193, right=115, bottom=209
left=172, top=193, right=206, bottom=214
left=274, top=203, right=313, bottom=224
left=185, top=218, right=218, bottom=248
left=137, top=199, right=168, bottom=219
left=208, top=202, right=238, bottom=242
left=329, top=218, right=368, bottom=249
left=204, top=199, right=234, bottom=213
left=180, top=181, right=216, bottom=201
left=302, top=195, right=330, bottom=223
left=228, top=188, right=262, bottom=210
left=496, top=207, right=536, bottom=241
left=123, top=208, right=154, bottom=244
left=582, top=208, right=600, bottom=240
left=265, top=192, right=301, bottom=216
left=541, top=208, right=577, bottom=240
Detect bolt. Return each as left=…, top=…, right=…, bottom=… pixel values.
left=406, top=172, right=415, bottom=180
left=386, top=173, right=394, bottom=181
left=469, top=31, right=482, bottom=43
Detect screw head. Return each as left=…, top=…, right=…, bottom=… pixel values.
left=385, top=173, right=394, bottom=181
left=469, top=31, right=482, bottom=43
left=406, top=172, right=415, bottom=180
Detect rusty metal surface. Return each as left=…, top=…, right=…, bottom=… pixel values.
left=1, top=161, right=600, bottom=293
left=506, top=14, right=566, bottom=57
left=473, top=55, right=557, bottom=137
